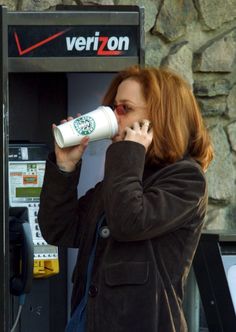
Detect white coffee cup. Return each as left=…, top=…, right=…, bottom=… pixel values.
left=53, top=106, right=118, bottom=148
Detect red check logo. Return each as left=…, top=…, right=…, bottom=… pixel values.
left=14, top=29, right=71, bottom=56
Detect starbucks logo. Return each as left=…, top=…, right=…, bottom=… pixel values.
left=73, top=116, right=96, bottom=135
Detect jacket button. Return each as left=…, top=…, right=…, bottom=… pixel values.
left=88, top=285, right=98, bottom=297
left=99, top=226, right=110, bottom=239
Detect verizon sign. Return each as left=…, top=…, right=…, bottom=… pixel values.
left=66, top=32, right=129, bottom=55
left=8, top=26, right=138, bottom=57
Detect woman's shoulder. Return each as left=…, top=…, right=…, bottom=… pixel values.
left=163, top=156, right=204, bottom=175
left=174, top=156, right=205, bottom=178
left=143, top=157, right=207, bottom=203
left=144, top=156, right=206, bottom=184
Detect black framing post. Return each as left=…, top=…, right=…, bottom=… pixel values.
left=0, top=5, right=9, bottom=332
left=193, top=233, right=236, bottom=332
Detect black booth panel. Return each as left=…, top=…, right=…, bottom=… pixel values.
left=193, top=233, right=236, bottom=332
left=9, top=73, right=67, bottom=148
left=10, top=248, right=67, bottom=332
left=9, top=73, right=68, bottom=331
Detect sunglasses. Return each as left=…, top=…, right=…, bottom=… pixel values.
left=111, top=104, right=132, bottom=116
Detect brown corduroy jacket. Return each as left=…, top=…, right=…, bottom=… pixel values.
left=38, top=141, right=207, bottom=332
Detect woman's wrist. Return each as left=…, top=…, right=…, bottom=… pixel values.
left=57, top=161, right=77, bottom=173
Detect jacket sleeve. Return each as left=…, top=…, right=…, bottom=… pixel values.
left=38, top=153, right=98, bottom=248
left=103, top=141, right=207, bottom=242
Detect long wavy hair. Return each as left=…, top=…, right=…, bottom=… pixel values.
left=102, top=65, right=214, bottom=171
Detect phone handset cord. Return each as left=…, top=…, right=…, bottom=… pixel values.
left=10, top=294, right=26, bottom=332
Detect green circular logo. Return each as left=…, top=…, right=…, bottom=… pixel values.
left=73, top=116, right=96, bottom=135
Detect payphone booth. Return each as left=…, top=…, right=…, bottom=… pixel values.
left=0, top=6, right=144, bottom=332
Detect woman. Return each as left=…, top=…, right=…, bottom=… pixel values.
left=38, top=65, right=213, bottom=332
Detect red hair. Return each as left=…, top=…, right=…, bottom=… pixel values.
left=102, top=65, right=213, bottom=171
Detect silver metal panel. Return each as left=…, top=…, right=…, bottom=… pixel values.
left=8, top=11, right=139, bottom=26
left=139, top=6, right=145, bottom=65
left=8, top=57, right=140, bottom=73
left=202, top=230, right=236, bottom=242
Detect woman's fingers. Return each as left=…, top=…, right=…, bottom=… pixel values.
left=59, top=115, right=75, bottom=124
left=141, top=120, right=151, bottom=133
left=132, top=121, right=141, bottom=132
left=77, top=136, right=90, bottom=152
left=124, top=119, right=153, bottom=151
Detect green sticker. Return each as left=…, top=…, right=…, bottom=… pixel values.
left=73, top=116, right=96, bottom=135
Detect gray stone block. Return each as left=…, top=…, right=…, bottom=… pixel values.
left=206, top=125, right=235, bottom=204
left=153, top=0, right=197, bottom=41
left=227, top=85, right=236, bottom=119
left=194, top=0, right=236, bottom=30
left=197, top=96, right=226, bottom=116
left=194, top=78, right=231, bottom=97
left=193, top=28, right=236, bottom=72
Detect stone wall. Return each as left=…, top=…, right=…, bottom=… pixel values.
left=2, top=0, right=236, bottom=231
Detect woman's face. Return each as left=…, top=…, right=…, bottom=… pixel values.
left=112, top=78, right=148, bottom=142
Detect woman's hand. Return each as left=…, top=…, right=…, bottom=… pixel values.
left=53, top=114, right=89, bottom=172
left=124, top=120, right=153, bottom=151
